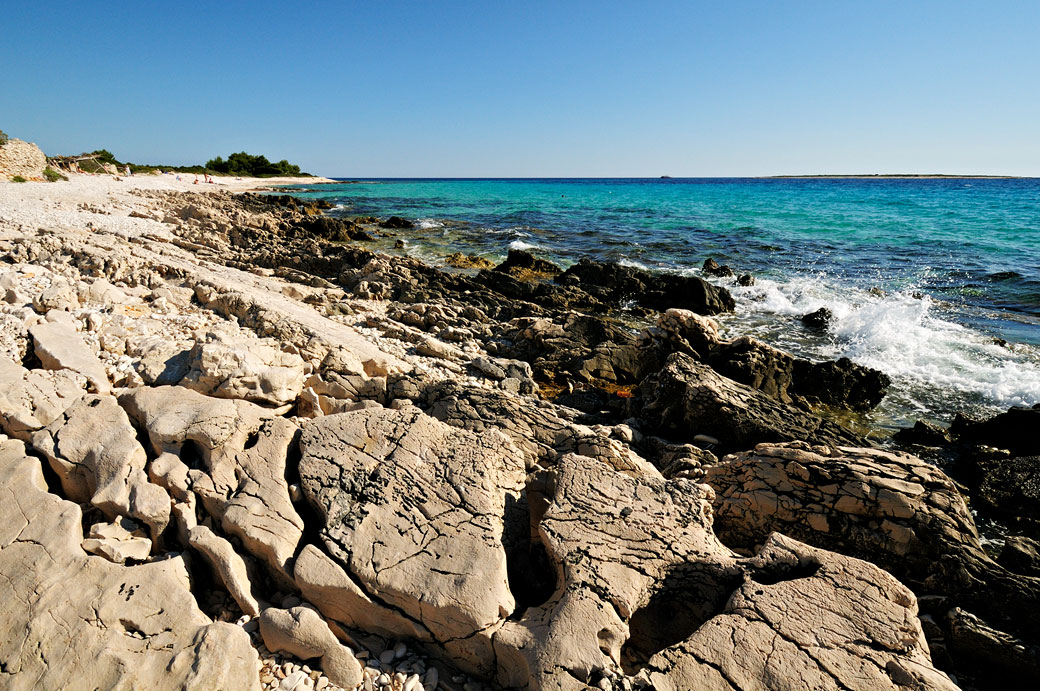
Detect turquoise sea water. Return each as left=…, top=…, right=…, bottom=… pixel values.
left=287, top=178, right=1040, bottom=428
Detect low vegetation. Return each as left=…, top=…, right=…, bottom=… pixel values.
left=56, top=149, right=313, bottom=178
left=0, top=129, right=8, bottom=147
left=205, top=152, right=310, bottom=177
left=11, top=175, right=27, bottom=183
left=43, top=167, right=67, bottom=182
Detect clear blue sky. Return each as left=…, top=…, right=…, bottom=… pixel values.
left=2, top=1, right=1037, bottom=176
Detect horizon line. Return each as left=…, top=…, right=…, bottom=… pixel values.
left=318, top=174, right=1035, bottom=180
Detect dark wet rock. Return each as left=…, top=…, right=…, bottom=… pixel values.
left=800, top=306, right=834, bottom=329
left=894, top=419, right=954, bottom=447
left=643, top=309, right=890, bottom=411
left=291, top=215, right=374, bottom=242
left=1000, top=536, right=1040, bottom=578
left=556, top=258, right=736, bottom=315
left=255, top=193, right=332, bottom=212
left=493, top=249, right=562, bottom=281
left=444, top=252, right=494, bottom=270
left=952, top=405, right=1040, bottom=456
left=701, top=257, right=734, bottom=277
left=638, top=352, right=866, bottom=452
left=379, top=216, right=414, bottom=229
left=736, top=273, right=755, bottom=286
left=968, top=454, right=1040, bottom=535
left=789, top=355, right=891, bottom=411
left=496, top=313, right=647, bottom=388
left=944, top=608, right=1040, bottom=688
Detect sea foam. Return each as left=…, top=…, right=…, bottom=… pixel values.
left=725, top=274, right=1040, bottom=417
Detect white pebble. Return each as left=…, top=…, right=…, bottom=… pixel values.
left=403, top=674, right=422, bottom=691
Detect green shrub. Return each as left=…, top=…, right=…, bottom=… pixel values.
left=0, top=130, right=8, bottom=147
left=11, top=175, right=27, bottom=183
left=205, top=152, right=310, bottom=177
left=43, top=167, right=67, bottom=182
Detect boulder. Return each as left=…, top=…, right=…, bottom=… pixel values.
left=119, top=386, right=303, bottom=584
left=29, top=320, right=111, bottom=393
left=945, top=608, right=1040, bottom=687
left=299, top=407, right=527, bottom=676
left=0, top=359, right=86, bottom=441
left=31, top=394, right=170, bottom=541
left=1000, top=536, right=1040, bottom=577
left=800, top=306, right=833, bottom=329
left=894, top=419, right=954, bottom=447
left=444, top=252, right=494, bottom=270
left=32, top=282, right=80, bottom=313
left=706, top=442, right=1040, bottom=645
left=493, top=250, right=562, bottom=280
left=638, top=353, right=866, bottom=453
left=951, top=404, right=1040, bottom=456
left=293, top=544, right=433, bottom=642
left=380, top=216, right=414, bottom=229
left=259, top=606, right=364, bottom=689
left=701, top=257, right=734, bottom=277
left=705, top=442, right=980, bottom=583
left=181, top=331, right=307, bottom=406
left=493, top=454, right=955, bottom=690
left=643, top=310, right=890, bottom=411
left=0, top=437, right=259, bottom=689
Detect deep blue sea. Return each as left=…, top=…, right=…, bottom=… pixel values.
left=285, top=177, right=1040, bottom=429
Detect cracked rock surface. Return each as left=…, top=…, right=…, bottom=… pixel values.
left=0, top=437, right=258, bottom=690
left=299, top=407, right=526, bottom=677
left=494, top=453, right=956, bottom=690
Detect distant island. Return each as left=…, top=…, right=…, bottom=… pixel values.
left=765, top=174, right=1024, bottom=179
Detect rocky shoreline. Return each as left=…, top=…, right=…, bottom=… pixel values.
left=0, top=177, right=1037, bottom=690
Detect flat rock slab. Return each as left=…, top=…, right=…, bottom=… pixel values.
left=29, top=320, right=111, bottom=393
left=299, top=407, right=526, bottom=676
left=0, top=437, right=258, bottom=689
